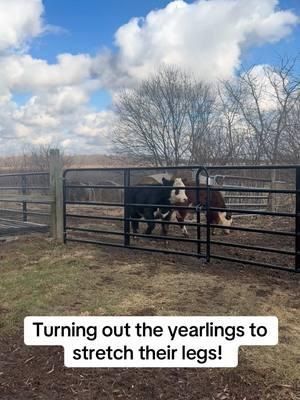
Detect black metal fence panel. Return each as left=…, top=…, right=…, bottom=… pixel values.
left=0, top=171, right=51, bottom=235
left=63, top=165, right=300, bottom=273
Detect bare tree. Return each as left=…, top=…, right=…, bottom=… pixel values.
left=113, top=59, right=300, bottom=167
left=285, top=98, right=300, bottom=163
left=113, top=65, right=215, bottom=166
left=221, top=57, right=300, bottom=165
left=210, top=84, right=247, bottom=164
left=20, top=144, right=71, bottom=171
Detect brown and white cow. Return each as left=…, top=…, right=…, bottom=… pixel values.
left=175, top=181, right=233, bottom=237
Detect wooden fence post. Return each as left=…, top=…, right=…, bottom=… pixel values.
left=49, top=149, right=64, bottom=241
left=267, top=169, right=277, bottom=212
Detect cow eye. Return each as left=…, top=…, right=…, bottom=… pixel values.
left=175, top=189, right=179, bottom=195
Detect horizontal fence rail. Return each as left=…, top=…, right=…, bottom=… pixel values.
left=63, top=165, right=300, bottom=273
left=0, top=171, right=51, bottom=235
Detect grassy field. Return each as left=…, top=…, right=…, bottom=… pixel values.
left=0, top=235, right=299, bottom=399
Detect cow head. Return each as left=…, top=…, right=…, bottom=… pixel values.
left=162, top=177, right=188, bottom=204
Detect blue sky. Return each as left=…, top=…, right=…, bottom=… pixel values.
left=0, top=0, right=299, bottom=155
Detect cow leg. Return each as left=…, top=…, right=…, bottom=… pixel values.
left=158, top=208, right=171, bottom=235
left=176, top=210, right=189, bottom=237
left=143, top=209, right=156, bottom=235
left=160, top=210, right=172, bottom=247
left=131, top=211, right=141, bottom=234
left=160, top=210, right=173, bottom=236
left=209, top=212, right=216, bottom=235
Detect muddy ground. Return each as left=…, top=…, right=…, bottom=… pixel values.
left=0, top=233, right=299, bottom=400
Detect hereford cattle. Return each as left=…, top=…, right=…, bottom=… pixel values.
left=128, top=177, right=187, bottom=236
left=175, top=181, right=233, bottom=236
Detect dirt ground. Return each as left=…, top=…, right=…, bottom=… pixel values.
left=0, top=235, right=299, bottom=400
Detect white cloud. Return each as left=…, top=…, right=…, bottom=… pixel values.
left=0, top=0, right=44, bottom=52
left=0, top=89, right=116, bottom=155
left=114, top=0, right=299, bottom=81
left=0, top=53, right=93, bottom=93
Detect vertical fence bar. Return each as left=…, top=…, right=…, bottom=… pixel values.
left=195, top=169, right=201, bottom=257
left=295, top=167, right=300, bottom=272
left=50, top=150, right=57, bottom=238
left=21, top=174, right=27, bottom=222
left=205, top=171, right=211, bottom=262
left=195, top=167, right=210, bottom=261
left=124, top=169, right=131, bottom=247
left=62, top=174, right=67, bottom=244
left=267, top=169, right=277, bottom=212
left=55, top=160, right=64, bottom=242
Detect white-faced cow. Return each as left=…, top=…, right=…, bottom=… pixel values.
left=175, top=181, right=233, bottom=237
left=128, top=176, right=187, bottom=236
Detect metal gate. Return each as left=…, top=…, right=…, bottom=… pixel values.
left=63, top=165, right=300, bottom=273
left=0, top=171, right=51, bottom=236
